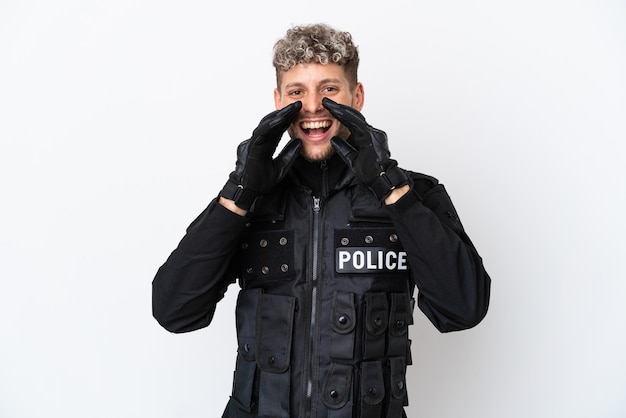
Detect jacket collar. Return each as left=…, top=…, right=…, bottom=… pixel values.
left=288, top=153, right=356, bottom=197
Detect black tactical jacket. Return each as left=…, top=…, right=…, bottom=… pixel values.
left=152, top=155, right=491, bottom=418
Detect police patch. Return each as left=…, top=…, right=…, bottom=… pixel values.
left=336, top=247, right=408, bottom=273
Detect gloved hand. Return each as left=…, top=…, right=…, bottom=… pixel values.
left=323, top=97, right=408, bottom=201
left=220, top=101, right=302, bottom=211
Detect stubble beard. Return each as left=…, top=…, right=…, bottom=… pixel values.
left=289, top=124, right=351, bottom=163
left=302, top=144, right=336, bottom=163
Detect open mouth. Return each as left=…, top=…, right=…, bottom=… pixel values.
left=300, top=120, right=332, bottom=137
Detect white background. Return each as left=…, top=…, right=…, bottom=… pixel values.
left=1, top=1, right=625, bottom=417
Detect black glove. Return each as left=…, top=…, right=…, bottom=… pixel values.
left=220, top=101, right=302, bottom=211
left=323, top=98, right=408, bottom=201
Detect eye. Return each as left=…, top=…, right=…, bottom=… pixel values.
left=323, top=86, right=338, bottom=93
left=288, top=89, right=303, bottom=97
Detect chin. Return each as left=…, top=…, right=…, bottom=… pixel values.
left=301, top=145, right=335, bottom=162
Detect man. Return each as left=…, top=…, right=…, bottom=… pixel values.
left=152, top=23, right=490, bottom=418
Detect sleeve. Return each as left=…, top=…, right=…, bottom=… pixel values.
left=385, top=174, right=491, bottom=332
left=152, top=198, right=248, bottom=333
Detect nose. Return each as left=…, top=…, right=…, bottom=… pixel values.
left=301, top=92, right=323, bottom=114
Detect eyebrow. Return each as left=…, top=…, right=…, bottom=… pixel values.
left=283, top=78, right=344, bottom=90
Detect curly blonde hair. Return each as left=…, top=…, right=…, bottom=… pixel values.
left=273, top=23, right=360, bottom=88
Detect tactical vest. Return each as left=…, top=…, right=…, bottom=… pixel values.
left=224, top=182, right=415, bottom=418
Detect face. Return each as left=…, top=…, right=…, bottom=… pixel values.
left=274, top=63, right=364, bottom=162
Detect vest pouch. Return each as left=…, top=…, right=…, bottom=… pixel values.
left=406, top=339, right=413, bottom=366
left=407, top=297, right=416, bottom=365
left=385, top=357, right=408, bottom=418
left=330, top=291, right=356, bottom=360
left=231, top=288, right=262, bottom=412
left=359, top=361, right=385, bottom=418
left=364, top=293, right=389, bottom=360
left=322, top=362, right=354, bottom=417
left=236, top=288, right=261, bottom=361
left=256, top=293, right=296, bottom=418
left=387, top=293, right=411, bottom=358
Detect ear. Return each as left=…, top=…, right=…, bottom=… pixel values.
left=352, top=82, right=365, bottom=111
left=274, top=88, right=281, bottom=110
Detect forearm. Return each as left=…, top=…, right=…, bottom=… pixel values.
left=386, top=186, right=491, bottom=332
left=152, top=198, right=248, bottom=333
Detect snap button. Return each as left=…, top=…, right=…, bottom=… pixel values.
left=279, top=237, right=287, bottom=245
left=389, top=233, right=398, bottom=242
left=244, top=343, right=250, bottom=352
left=364, top=235, right=373, bottom=244
left=330, top=390, right=338, bottom=399
left=338, top=315, right=347, bottom=325
left=241, top=242, right=249, bottom=249
left=246, top=267, right=253, bottom=274
left=261, top=266, right=270, bottom=274
left=259, top=239, right=268, bottom=248
left=281, top=264, right=289, bottom=273
left=340, top=237, right=349, bottom=246
left=268, top=356, right=275, bottom=365
left=396, top=320, right=405, bottom=328
left=368, top=388, right=378, bottom=396
left=397, top=380, right=404, bottom=390
left=374, top=317, right=382, bottom=327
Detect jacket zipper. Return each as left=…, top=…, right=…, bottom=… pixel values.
left=304, top=161, right=328, bottom=418
left=304, top=195, right=322, bottom=418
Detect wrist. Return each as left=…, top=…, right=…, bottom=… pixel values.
left=220, top=178, right=259, bottom=212
left=219, top=196, right=248, bottom=216
left=384, top=184, right=410, bottom=205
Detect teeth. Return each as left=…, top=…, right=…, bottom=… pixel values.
left=301, top=120, right=331, bottom=130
